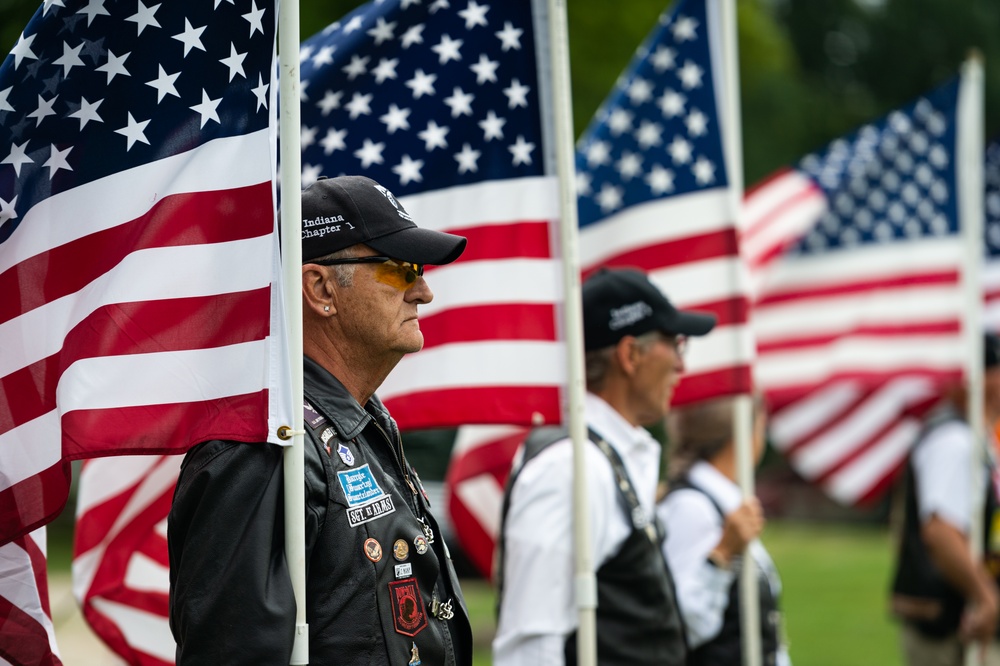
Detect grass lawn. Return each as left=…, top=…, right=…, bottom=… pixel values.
left=766, top=521, right=902, bottom=666
left=460, top=519, right=904, bottom=666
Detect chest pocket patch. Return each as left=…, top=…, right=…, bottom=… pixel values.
left=337, top=463, right=397, bottom=527
left=388, top=578, right=428, bottom=637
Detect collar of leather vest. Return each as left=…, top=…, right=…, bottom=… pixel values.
left=303, top=356, right=394, bottom=441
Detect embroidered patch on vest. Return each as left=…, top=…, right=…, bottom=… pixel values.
left=389, top=578, right=428, bottom=637
left=346, top=496, right=396, bottom=527
left=338, top=464, right=397, bottom=526
left=303, top=400, right=326, bottom=429
left=336, top=443, right=355, bottom=466
left=337, top=464, right=386, bottom=506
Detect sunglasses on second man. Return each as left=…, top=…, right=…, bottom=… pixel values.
left=309, top=255, right=424, bottom=291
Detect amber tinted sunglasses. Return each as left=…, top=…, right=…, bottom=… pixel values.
left=310, top=256, right=424, bottom=291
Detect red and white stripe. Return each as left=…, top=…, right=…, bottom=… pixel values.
left=0, top=130, right=289, bottom=544
left=739, top=168, right=827, bottom=296
left=0, top=527, right=61, bottom=666
left=73, top=456, right=178, bottom=666
left=380, top=176, right=565, bottom=429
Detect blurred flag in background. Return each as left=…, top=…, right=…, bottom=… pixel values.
left=744, top=77, right=968, bottom=506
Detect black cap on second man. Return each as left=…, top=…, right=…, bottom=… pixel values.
left=582, top=267, right=716, bottom=352
left=301, top=175, right=467, bottom=265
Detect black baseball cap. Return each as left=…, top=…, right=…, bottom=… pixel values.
left=582, top=267, right=716, bottom=352
left=301, top=175, right=467, bottom=265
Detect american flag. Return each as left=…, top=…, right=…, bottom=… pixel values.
left=745, top=77, right=968, bottom=506
left=0, top=0, right=286, bottom=660
left=298, top=0, right=563, bottom=430
left=447, top=0, right=754, bottom=577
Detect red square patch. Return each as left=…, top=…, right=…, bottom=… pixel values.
left=388, top=578, right=428, bottom=637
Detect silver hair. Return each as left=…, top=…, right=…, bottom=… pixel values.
left=311, top=246, right=361, bottom=287
left=584, top=330, right=661, bottom=391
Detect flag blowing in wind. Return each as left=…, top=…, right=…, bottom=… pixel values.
left=0, top=0, right=283, bottom=543
left=744, top=78, right=967, bottom=506
left=0, top=0, right=286, bottom=660
left=298, top=0, right=562, bottom=430
left=447, top=0, right=755, bottom=577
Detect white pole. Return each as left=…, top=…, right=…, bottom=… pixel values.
left=545, top=0, right=596, bottom=663
left=958, top=51, right=985, bottom=666
left=715, top=0, right=761, bottom=663
left=277, top=0, right=308, bottom=663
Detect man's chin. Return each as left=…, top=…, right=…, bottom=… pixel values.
left=400, top=333, right=424, bottom=354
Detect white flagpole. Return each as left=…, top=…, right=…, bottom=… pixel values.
left=958, top=51, right=985, bottom=666
left=715, top=0, right=761, bottom=664
left=544, top=0, right=596, bottom=663
left=277, top=0, right=308, bottom=662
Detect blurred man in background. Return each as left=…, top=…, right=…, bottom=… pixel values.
left=891, top=333, right=1000, bottom=665
left=493, top=267, right=715, bottom=665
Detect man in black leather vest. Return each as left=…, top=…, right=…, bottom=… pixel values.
left=493, top=267, right=716, bottom=665
left=891, top=333, right=1000, bottom=665
left=168, top=175, right=473, bottom=665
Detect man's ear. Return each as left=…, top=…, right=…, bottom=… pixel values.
left=613, top=335, right=640, bottom=377
left=302, top=264, right=337, bottom=316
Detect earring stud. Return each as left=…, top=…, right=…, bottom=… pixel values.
left=324, top=306, right=330, bottom=312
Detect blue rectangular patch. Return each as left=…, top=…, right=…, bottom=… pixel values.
left=337, top=464, right=386, bottom=507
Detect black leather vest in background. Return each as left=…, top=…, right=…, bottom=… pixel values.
left=496, top=426, right=687, bottom=666
left=301, top=359, right=473, bottom=665
left=669, top=478, right=781, bottom=666
left=891, top=408, right=999, bottom=638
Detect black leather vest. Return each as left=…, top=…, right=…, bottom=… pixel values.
left=891, top=408, right=999, bottom=638
left=300, top=362, right=473, bottom=665
left=668, top=477, right=782, bottom=666
left=496, top=426, right=688, bottom=665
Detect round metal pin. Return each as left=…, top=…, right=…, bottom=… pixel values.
left=363, top=537, right=383, bottom=563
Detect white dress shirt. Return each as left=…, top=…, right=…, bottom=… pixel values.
left=492, top=393, right=663, bottom=666
left=657, top=461, right=790, bottom=665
